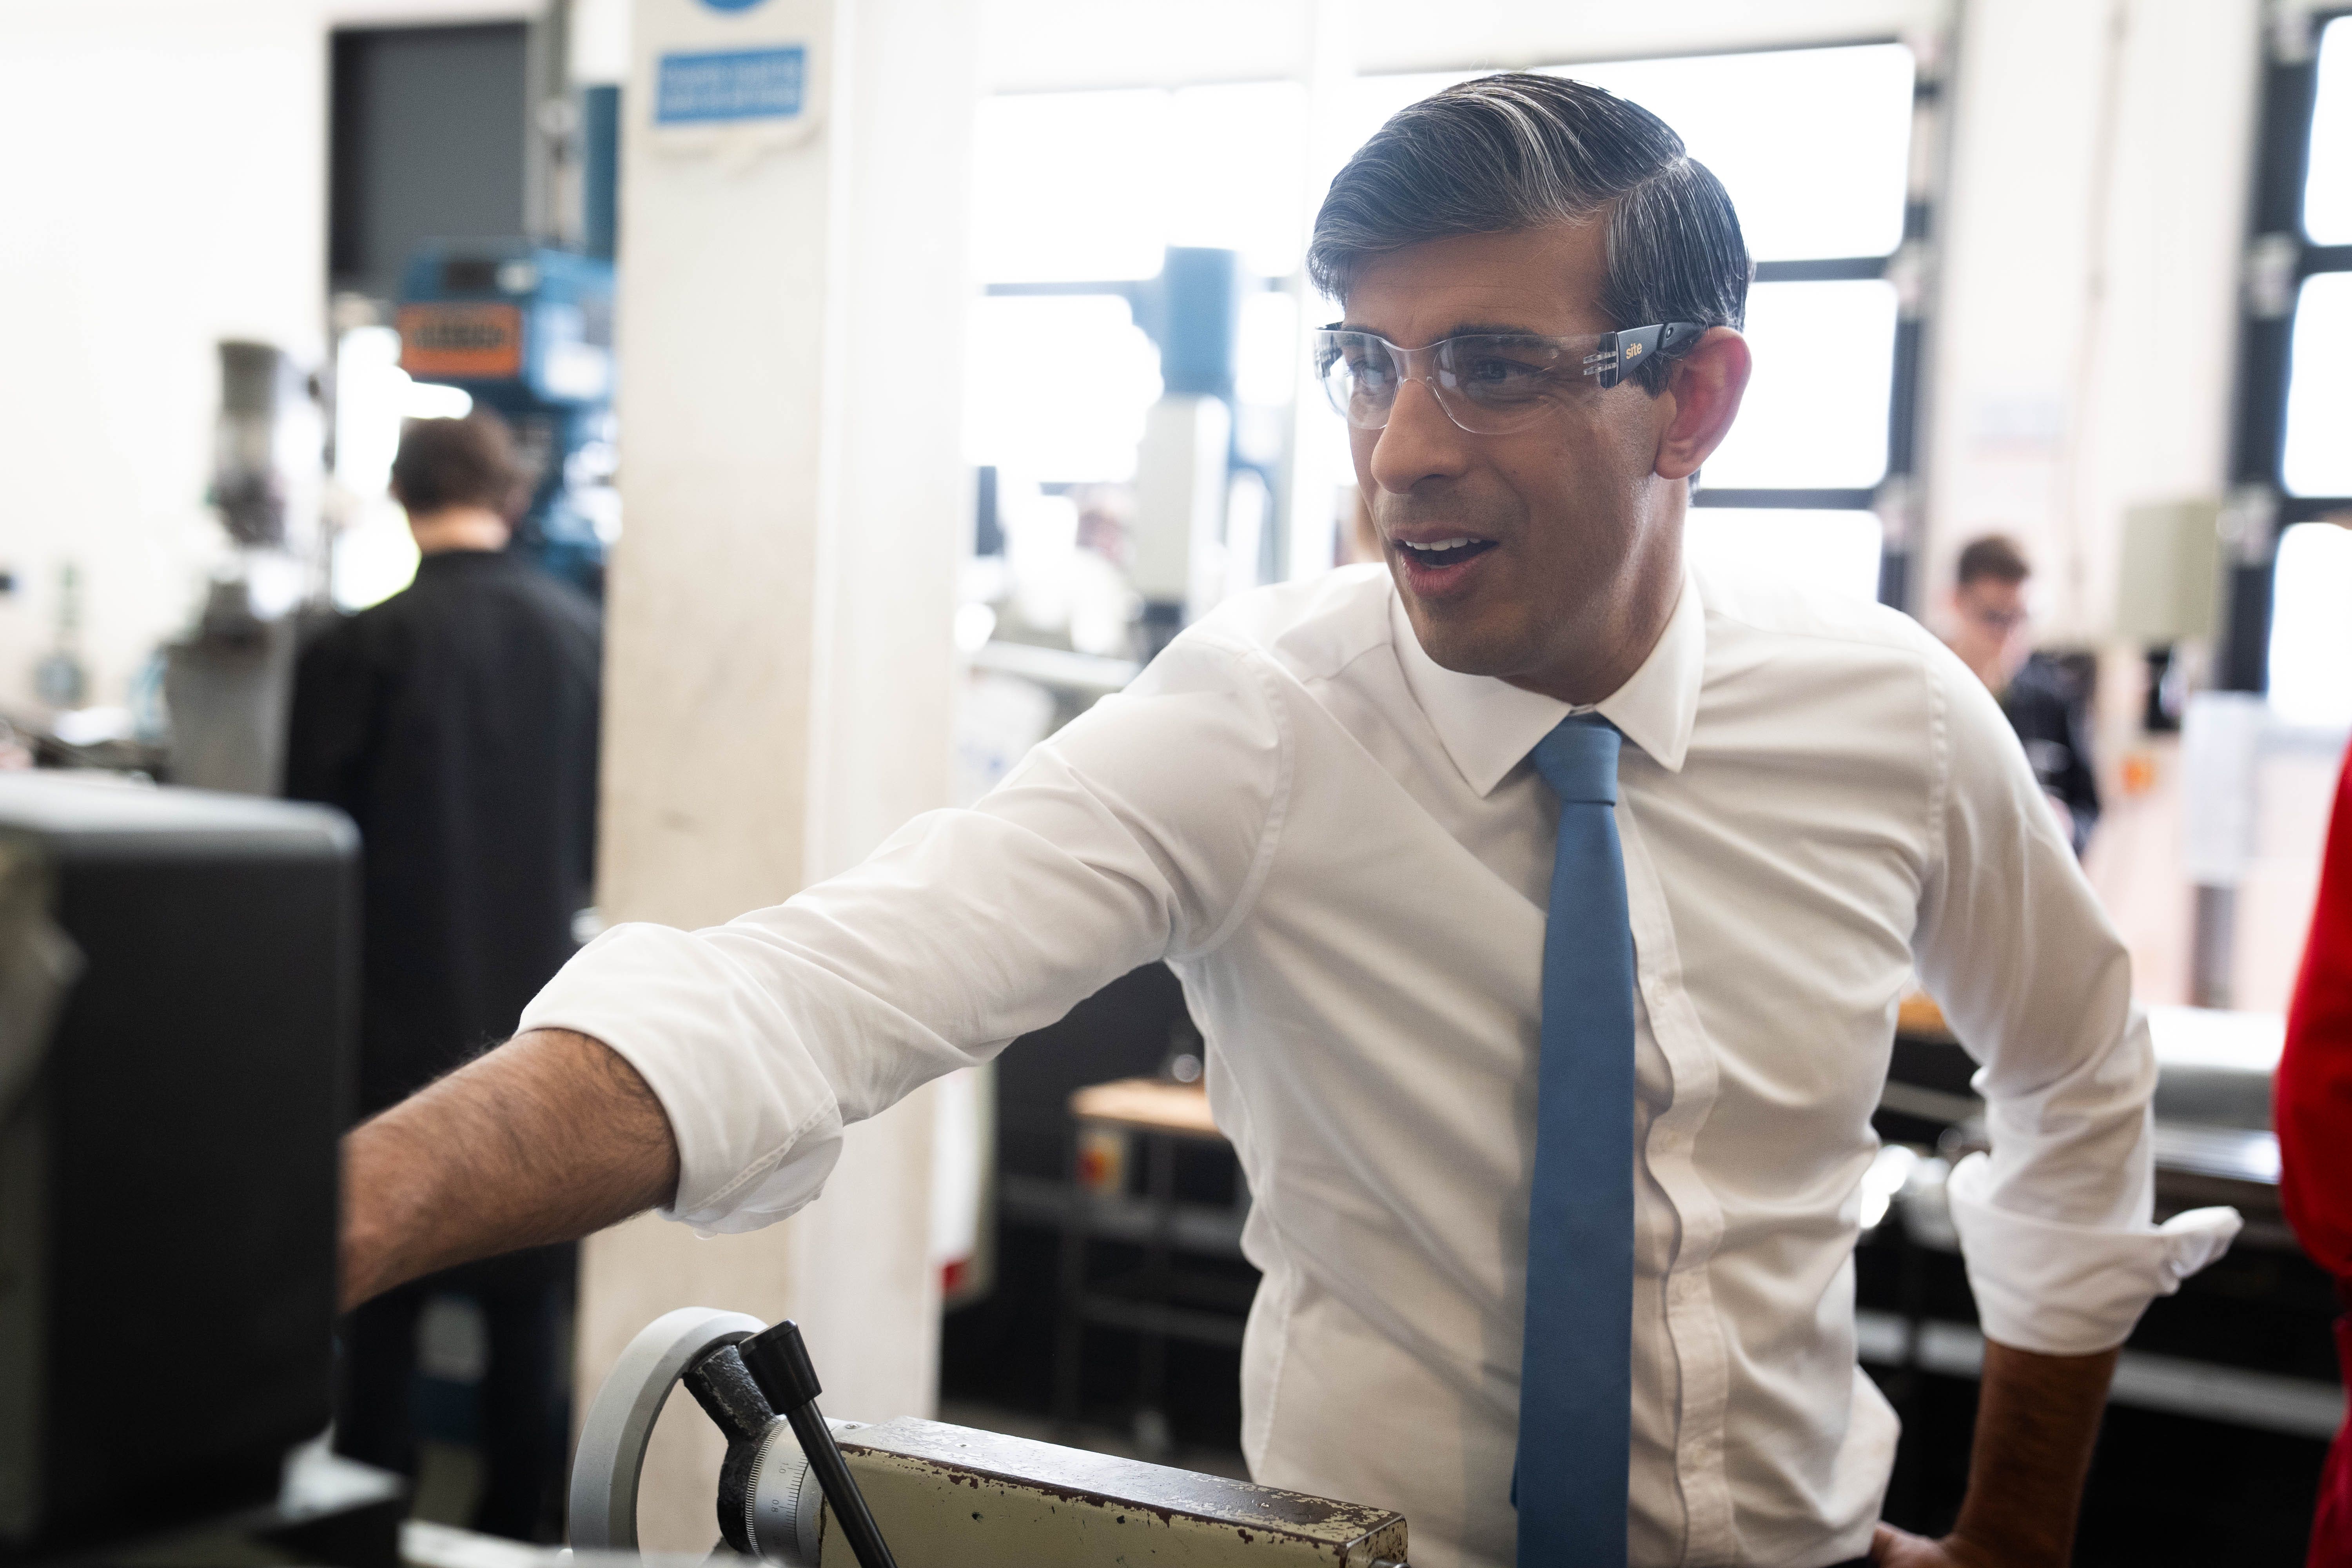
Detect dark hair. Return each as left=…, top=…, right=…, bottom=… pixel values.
left=1956, top=534, right=2032, bottom=587
left=390, top=413, right=528, bottom=517
left=1307, top=73, right=1749, bottom=394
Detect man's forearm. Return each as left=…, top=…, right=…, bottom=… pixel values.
left=1949, top=1338, right=2118, bottom=1564
left=339, top=1027, right=681, bottom=1310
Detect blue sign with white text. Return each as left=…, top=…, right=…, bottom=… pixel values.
left=655, top=45, right=806, bottom=124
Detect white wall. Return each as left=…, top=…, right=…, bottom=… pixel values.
left=0, top=1, right=329, bottom=716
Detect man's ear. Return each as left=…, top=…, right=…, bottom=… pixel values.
left=1654, top=327, right=1751, bottom=483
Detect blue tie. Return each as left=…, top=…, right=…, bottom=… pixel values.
left=1516, top=714, right=1635, bottom=1567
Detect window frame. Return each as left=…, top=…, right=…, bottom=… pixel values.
left=2222, top=4, right=2352, bottom=692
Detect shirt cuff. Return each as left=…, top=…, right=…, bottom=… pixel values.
left=1945, top=1152, right=2242, bottom=1354
left=517, top=922, right=846, bottom=1234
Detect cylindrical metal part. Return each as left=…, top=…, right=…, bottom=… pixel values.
left=748, top=1417, right=825, bottom=1566
left=740, top=1320, right=898, bottom=1568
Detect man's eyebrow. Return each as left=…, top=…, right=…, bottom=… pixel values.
left=1328, top=320, right=1561, bottom=340
left=1442, top=321, right=1554, bottom=338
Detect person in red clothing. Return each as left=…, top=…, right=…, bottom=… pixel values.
left=2278, top=742, right=2352, bottom=1568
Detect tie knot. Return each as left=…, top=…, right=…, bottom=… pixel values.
left=1530, top=714, right=1621, bottom=805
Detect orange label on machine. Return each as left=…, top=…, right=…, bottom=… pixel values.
left=397, top=302, right=523, bottom=379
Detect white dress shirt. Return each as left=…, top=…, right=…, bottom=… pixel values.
left=523, top=561, right=2238, bottom=1568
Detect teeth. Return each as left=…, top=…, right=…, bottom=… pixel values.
left=1403, top=537, right=1481, bottom=554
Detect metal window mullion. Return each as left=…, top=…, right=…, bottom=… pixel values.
left=1877, top=35, right=1951, bottom=615
left=2218, top=11, right=2337, bottom=690
left=1751, top=256, right=1891, bottom=284
left=2282, top=494, right=2352, bottom=524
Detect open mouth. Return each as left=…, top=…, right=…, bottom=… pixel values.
left=1394, top=537, right=1499, bottom=568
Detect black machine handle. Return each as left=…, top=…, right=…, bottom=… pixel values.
left=740, top=1319, right=900, bottom=1568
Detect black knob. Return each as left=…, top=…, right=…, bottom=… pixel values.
left=741, top=1319, right=824, bottom=1412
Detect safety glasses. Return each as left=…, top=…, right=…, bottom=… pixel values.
left=1311, top=321, right=1707, bottom=436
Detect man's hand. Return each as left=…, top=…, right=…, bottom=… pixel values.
left=1869, top=1338, right=2120, bottom=1567
left=1869, top=1523, right=1997, bottom=1566
left=340, top=1027, right=681, bottom=1310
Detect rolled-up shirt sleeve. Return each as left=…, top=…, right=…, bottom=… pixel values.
left=519, top=634, right=1290, bottom=1232
left=1913, top=651, right=2239, bottom=1355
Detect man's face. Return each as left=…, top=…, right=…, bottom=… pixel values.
left=1340, top=221, right=1740, bottom=697
left=1949, top=577, right=2033, bottom=685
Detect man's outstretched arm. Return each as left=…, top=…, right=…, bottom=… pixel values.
left=340, top=1027, right=680, bottom=1310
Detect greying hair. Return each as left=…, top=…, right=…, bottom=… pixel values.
left=1307, top=73, right=1750, bottom=395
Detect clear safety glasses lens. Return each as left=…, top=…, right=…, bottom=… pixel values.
left=1311, top=323, right=1705, bottom=435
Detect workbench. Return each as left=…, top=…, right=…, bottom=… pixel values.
left=1053, top=1077, right=1251, bottom=1453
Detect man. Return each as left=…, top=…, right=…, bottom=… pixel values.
left=288, top=412, right=601, bottom=1541
left=1942, top=534, right=2102, bottom=856
left=338, top=80, right=2237, bottom=1567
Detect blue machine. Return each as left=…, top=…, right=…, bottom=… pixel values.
left=396, top=241, right=616, bottom=594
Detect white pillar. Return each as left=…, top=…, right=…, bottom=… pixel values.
left=579, top=0, right=975, bottom=1546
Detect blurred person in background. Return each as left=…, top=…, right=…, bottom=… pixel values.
left=1944, top=533, right=2101, bottom=855
left=286, top=412, right=602, bottom=1540
left=2277, top=744, right=2352, bottom=1567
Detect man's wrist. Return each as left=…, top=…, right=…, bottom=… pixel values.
left=334, top=1028, right=683, bottom=1313
left=1943, top=1522, right=2052, bottom=1568
left=1944, top=1338, right=2118, bottom=1568
left=340, top=1113, right=429, bottom=1310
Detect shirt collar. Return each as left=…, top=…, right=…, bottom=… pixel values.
left=1388, top=561, right=1705, bottom=797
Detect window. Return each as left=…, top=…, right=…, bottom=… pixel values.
left=967, top=82, right=1308, bottom=495
left=964, top=294, right=1161, bottom=482
left=2281, top=270, right=2352, bottom=496
left=1702, top=278, right=1902, bottom=492
left=2268, top=521, right=2352, bottom=728
left=1686, top=509, right=1886, bottom=605
left=2229, top=9, right=2352, bottom=695
left=2303, top=16, right=2352, bottom=243
left=972, top=90, right=1173, bottom=283
left=1562, top=45, right=1916, bottom=263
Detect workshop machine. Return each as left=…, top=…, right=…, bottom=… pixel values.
left=163, top=340, right=333, bottom=795
left=0, top=773, right=397, bottom=1564
left=396, top=240, right=617, bottom=595
left=573, top=1308, right=1412, bottom=1568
